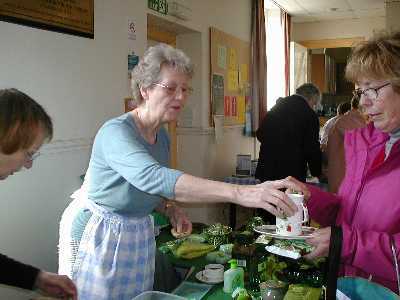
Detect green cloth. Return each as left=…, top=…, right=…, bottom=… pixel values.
left=152, top=211, right=170, bottom=227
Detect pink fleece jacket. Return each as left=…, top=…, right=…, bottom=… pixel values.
left=308, top=122, right=400, bottom=292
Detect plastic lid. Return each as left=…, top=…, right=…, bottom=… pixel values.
left=229, top=259, right=238, bottom=269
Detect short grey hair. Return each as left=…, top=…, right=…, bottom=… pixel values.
left=131, top=43, right=194, bottom=104
left=295, top=83, right=321, bottom=103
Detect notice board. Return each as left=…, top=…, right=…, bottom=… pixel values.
left=210, top=27, right=250, bottom=126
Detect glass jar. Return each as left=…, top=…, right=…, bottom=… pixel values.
left=259, top=280, right=287, bottom=300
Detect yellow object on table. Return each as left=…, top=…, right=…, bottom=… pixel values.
left=175, top=241, right=215, bottom=259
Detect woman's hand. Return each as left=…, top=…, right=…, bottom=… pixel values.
left=284, top=176, right=311, bottom=200
left=304, top=227, right=331, bottom=260
left=166, top=203, right=193, bottom=236
left=237, top=176, right=309, bottom=218
left=35, top=271, right=77, bottom=300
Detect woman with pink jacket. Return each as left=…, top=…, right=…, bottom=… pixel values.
left=289, top=31, right=400, bottom=293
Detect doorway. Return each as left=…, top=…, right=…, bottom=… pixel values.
left=296, top=37, right=364, bottom=120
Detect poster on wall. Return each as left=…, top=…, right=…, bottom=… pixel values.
left=212, top=73, right=224, bottom=115
left=0, top=0, right=94, bottom=38
left=210, top=27, right=250, bottom=126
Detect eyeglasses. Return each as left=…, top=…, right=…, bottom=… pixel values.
left=153, top=83, right=193, bottom=96
left=353, top=82, right=391, bottom=102
left=26, top=151, right=40, bottom=162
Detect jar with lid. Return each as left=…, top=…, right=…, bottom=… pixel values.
left=259, top=280, right=288, bottom=300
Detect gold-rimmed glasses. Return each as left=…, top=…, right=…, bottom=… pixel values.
left=153, top=82, right=193, bottom=96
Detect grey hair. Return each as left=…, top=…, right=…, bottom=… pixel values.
left=131, top=43, right=194, bottom=104
left=295, top=83, right=321, bottom=102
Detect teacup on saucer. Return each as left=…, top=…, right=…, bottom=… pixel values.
left=203, top=263, right=224, bottom=281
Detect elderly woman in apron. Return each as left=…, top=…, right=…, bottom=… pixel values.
left=59, top=43, right=301, bottom=299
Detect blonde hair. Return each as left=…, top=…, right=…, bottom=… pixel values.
left=345, top=31, right=400, bottom=93
left=131, top=43, right=194, bottom=104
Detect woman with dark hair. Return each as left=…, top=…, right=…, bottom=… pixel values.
left=0, top=88, right=77, bottom=299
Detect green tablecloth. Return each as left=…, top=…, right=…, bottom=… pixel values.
left=156, top=226, right=230, bottom=299
left=156, top=226, right=323, bottom=300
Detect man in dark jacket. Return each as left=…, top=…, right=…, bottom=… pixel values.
left=255, top=83, right=322, bottom=223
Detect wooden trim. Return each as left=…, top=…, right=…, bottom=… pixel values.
left=298, top=37, right=365, bottom=49
left=147, top=25, right=176, bottom=47
left=147, top=23, right=177, bottom=168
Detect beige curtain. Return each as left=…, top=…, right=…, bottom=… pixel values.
left=251, top=0, right=267, bottom=132
left=281, top=10, right=291, bottom=96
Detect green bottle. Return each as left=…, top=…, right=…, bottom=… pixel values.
left=223, top=259, right=245, bottom=294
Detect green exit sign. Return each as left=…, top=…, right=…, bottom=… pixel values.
left=148, top=0, right=168, bottom=15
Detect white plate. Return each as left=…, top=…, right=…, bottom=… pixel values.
left=195, top=270, right=223, bottom=284
left=253, top=225, right=316, bottom=240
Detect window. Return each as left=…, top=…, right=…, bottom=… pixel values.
left=265, top=1, right=286, bottom=110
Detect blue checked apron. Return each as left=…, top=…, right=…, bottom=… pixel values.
left=59, top=197, right=155, bottom=300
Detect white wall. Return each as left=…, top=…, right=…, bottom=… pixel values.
left=386, top=1, right=400, bottom=32
left=0, top=1, right=143, bottom=298
left=0, top=1, right=253, bottom=298
left=292, top=17, right=385, bottom=41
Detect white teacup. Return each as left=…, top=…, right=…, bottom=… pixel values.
left=203, top=264, right=224, bottom=280
left=276, top=193, right=308, bottom=236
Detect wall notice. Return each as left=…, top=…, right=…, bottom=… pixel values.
left=0, top=0, right=94, bottom=38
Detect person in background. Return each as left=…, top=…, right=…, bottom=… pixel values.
left=0, top=89, right=77, bottom=299
left=319, top=102, right=351, bottom=185
left=326, top=95, right=367, bottom=192
left=255, top=83, right=322, bottom=223
left=58, top=43, right=300, bottom=300
left=289, top=31, right=400, bottom=293
left=320, top=101, right=351, bottom=151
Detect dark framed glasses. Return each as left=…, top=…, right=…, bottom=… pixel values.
left=353, top=82, right=391, bottom=102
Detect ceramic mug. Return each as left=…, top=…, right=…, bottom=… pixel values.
left=204, top=263, right=224, bottom=280
left=276, top=193, right=308, bottom=236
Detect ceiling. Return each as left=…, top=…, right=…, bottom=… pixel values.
left=268, top=0, right=386, bottom=23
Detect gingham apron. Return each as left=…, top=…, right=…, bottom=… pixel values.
left=59, top=196, right=155, bottom=300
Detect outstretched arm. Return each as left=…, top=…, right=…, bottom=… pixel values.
left=174, top=174, right=304, bottom=218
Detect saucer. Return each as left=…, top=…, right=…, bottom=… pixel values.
left=195, top=270, right=223, bottom=284
left=253, top=225, right=316, bottom=240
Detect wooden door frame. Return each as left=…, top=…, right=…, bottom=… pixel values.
left=297, top=37, right=365, bottom=49
left=147, top=24, right=178, bottom=169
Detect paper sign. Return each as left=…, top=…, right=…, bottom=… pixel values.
left=239, top=64, right=248, bottom=85
left=228, top=48, right=237, bottom=70
left=227, top=69, right=238, bottom=91
left=217, top=45, right=227, bottom=69
left=224, top=95, right=231, bottom=116
left=231, top=96, right=237, bottom=116
left=128, top=19, right=136, bottom=40
left=212, top=74, right=224, bottom=114
left=237, top=95, right=245, bottom=123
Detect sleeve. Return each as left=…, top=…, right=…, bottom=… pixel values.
left=307, top=184, right=341, bottom=226
left=304, top=114, right=322, bottom=177
left=0, top=253, right=40, bottom=290
left=102, top=123, right=183, bottom=200
left=256, top=115, right=269, bottom=142
left=326, top=124, right=346, bottom=193
left=341, top=222, right=400, bottom=282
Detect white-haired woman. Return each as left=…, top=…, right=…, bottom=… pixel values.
left=59, top=44, right=300, bottom=299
